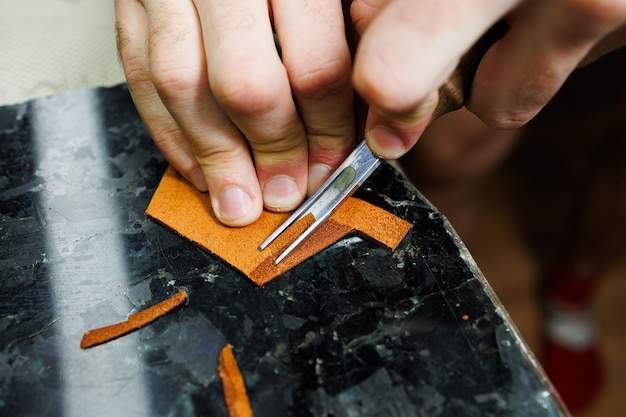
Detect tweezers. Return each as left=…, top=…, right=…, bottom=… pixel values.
left=258, top=140, right=380, bottom=264
left=258, top=21, right=507, bottom=265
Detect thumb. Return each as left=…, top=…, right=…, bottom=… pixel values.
left=353, top=0, right=515, bottom=158
left=364, top=91, right=439, bottom=159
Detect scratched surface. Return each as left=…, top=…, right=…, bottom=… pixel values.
left=0, top=85, right=568, bottom=417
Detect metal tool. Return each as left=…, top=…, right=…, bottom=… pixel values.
left=259, top=22, right=508, bottom=265
left=258, top=140, right=381, bottom=264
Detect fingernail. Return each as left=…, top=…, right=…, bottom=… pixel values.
left=189, top=167, right=208, bottom=192
left=307, top=164, right=332, bottom=195
left=218, top=187, right=252, bottom=222
left=367, top=126, right=407, bottom=159
left=263, top=176, right=301, bottom=211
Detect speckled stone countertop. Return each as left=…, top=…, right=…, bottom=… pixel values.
left=0, top=85, right=569, bottom=417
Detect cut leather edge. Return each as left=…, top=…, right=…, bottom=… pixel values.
left=145, top=167, right=412, bottom=285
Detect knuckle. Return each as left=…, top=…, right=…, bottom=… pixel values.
left=194, top=142, right=247, bottom=172
left=477, top=109, right=536, bottom=129
left=250, top=132, right=304, bottom=155
left=122, top=54, right=152, bottom=91
left=211, top=67, right=284, bottom=117
left=122, top=55, right=151, bottom=87
left=309, top=134, right=356, bottom=163
left=468, top=87, right=548, bottom=129
left=149, top=122, right=185, bottom=150
left=151, top=62, right=199, bottom=100
left=289, top=55, right=351, bottom=99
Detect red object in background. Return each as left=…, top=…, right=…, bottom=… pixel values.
left=543, top=338, right=605, bottom=414
left=541, top=265, right=605, bottom=414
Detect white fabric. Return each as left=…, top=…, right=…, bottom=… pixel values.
left=0, top=0, right=125, bottom=106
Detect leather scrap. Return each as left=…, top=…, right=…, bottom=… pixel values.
left=146, top=167, right=412, bottom=285
left=218, top=344, right=254, bottom=417
left=80, top=289, right=187, bottom=349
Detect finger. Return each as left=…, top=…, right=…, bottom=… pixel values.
left=350, top=0, right=390, bottom=34
left=364, top=91, right=440, bottom=159
left=144, top=0, right=264, bottom=226
left=582, top=23, right=626, bottom=64
left=468, top=0, right=626, bottom=127
left=272, top=0, right=356, bottom=195
left=354, top=0, right=517, bottom=114
left=195, top=0, right=309, bottom=212
left=115, top=0, right=208, bottom=192
left=352, top=0, right=518, bottom=159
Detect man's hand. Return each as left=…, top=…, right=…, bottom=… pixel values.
left=115, top=0, right=356, bottom=226
left=350, top=0, right=626, bottom=159
left=116, top=0, right=626, bottom=228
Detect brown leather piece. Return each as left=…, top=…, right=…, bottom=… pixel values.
left=218, top=344, right=253, bottom=417
left=80, top=289, right=188, bottom=349
left=146, top=167, right=412, bottom=285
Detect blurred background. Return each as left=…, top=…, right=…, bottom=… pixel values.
left=404, top=46, right=626, bottom=416
left=1, top=1, right=624, bottom=416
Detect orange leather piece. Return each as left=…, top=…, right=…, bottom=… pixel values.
left=80, top=289, right=188, bottom=349
left=145, top=167, right=412, bottom=285
left=218, top=344, right=254, bottom=417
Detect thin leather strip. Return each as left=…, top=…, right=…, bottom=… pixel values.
left=218, top=344, right=254, bottom=417
left=80, top=289, right=188, bottom=349
left=146, top=167, right=412, bottom=285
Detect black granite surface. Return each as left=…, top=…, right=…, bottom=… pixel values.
left=0, top=85, right=568, bottom=417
